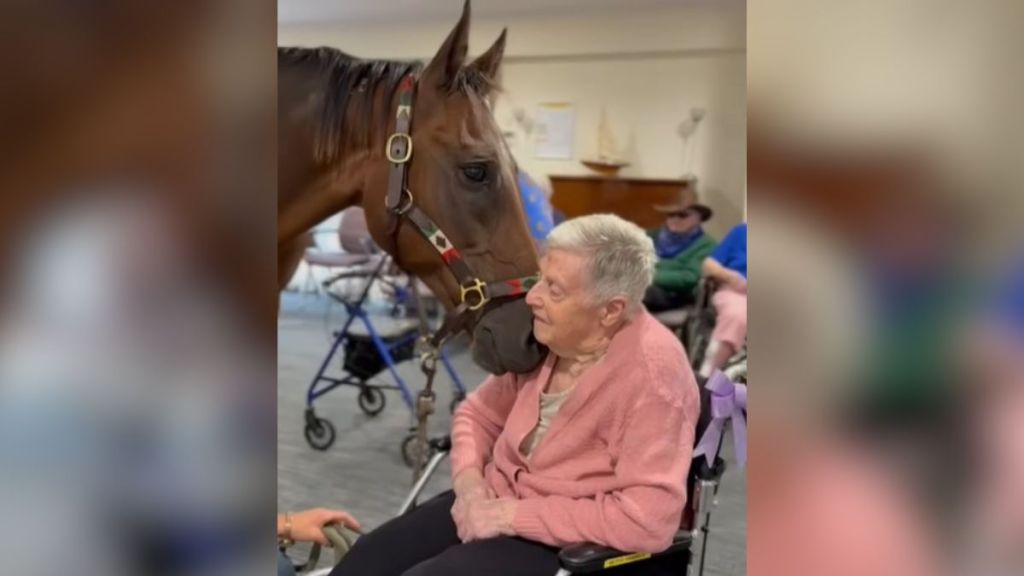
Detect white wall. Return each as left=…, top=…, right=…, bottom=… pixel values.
left=279, top=1, right=746, bottom=237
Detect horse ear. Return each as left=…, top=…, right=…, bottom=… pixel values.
left=469, top=28, right=506, bottom=83
left=422, top=0, right=471, bottom=90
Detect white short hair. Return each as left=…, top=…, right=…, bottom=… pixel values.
left=545, top=214, right=656, bottom=312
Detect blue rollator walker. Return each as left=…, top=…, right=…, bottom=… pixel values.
left=302, top=254, right=467, bottom=460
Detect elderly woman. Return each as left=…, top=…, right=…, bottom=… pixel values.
left=331, top=214, right=699, bottom=576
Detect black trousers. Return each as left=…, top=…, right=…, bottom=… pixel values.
left=329, top=491, right=686, bottom=576
left=644, top=285, right=695, bottom=313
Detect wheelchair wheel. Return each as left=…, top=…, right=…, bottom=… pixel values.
left=401, top=433, right=427, bottom=468
left=304, top=418, right=336, bottom=451
left=449, top=392, right=466, bottom=414
left=357, top=387, right=386, bottom=416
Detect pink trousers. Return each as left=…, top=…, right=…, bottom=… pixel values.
left=711, top=287, right=747, bottom=349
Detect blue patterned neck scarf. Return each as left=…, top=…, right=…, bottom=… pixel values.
left=655, top=227, right=703, bottom=259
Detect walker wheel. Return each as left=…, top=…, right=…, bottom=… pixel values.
left=401, top=433, right=427, bottom=468
left=304, top=418, right=336, bottom=451
left=357, top=387, right=386, bottom=416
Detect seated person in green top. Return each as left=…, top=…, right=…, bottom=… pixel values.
left=643, top=201, right=716, bottom=312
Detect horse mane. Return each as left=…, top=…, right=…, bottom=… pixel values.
left=278, top=45, right=498, bottom=165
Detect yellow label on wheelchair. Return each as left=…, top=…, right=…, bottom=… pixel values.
left=603, top=552, right=652, bottom=569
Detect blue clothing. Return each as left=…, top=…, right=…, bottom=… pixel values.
left=992, top=257, right=1024, bottom=338
left=654, top=227, right=705, bottom=259
left=710, top=223, right=747, bottom=278
left=517, top=171, right=554, bottom=242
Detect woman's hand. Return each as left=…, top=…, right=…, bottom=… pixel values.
left=453, top=468, right=492, bottom=501
left=456, top=498, right=518, bottom=542
left=451, top=469, right=497, bottom=538
left=282, top=508, right=362, bottom=546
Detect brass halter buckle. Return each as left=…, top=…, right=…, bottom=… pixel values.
left=386, top=133, right=413, bottom=164
left=460, top=278, right=490, bottom=311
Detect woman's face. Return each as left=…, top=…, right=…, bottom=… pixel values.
left=665, top=210, right=700, bottom=234
left=525, top=249, right=604, bottom=357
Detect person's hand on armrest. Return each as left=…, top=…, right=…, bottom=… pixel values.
left=702, top=257, right=746, bottom=293
left=726, top=271, right=747, bottom=293
left=277, top=508, right=362, bottom=546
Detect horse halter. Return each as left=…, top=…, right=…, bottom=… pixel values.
left=383, top=73, right=537, bottom=347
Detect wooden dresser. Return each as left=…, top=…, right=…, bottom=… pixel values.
left=548, top=175, right=696, bottom=230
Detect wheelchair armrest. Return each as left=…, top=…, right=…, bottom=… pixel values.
left=557, top=531, right=692, bottom=574
left=428, top=435, right=452, bottom=452
left=693, top=455, right=727, bottom=482
left=653, top=307, right=690, bottom=329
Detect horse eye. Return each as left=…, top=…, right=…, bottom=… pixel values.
left=460, top=163, right=489, bottom=184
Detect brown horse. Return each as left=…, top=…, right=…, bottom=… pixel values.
left=277, top=1, right=545, bottom=374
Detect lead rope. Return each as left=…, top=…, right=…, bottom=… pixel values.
left=412, top=348, right=438, bottom=483
left=406, top=273, right=439, bottom=483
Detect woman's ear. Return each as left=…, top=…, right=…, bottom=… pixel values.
left=601, top=297, right=628, bottom=327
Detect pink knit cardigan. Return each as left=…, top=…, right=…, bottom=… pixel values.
left=451, top=310, right=700, bottom=553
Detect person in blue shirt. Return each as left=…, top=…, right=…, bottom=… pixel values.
left=516, top=170, right=554, bottom=244
left=699, top=222, right=747, bottom=376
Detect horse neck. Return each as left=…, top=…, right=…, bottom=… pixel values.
left=277, top=153, right=366, bottom=245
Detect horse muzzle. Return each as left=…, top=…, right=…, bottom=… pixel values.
left=470, top=298, right=547, bottom=375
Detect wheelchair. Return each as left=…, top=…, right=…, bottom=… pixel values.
left=391, top=377, right=732, bottom=576
left=553, top=379, right=728, bottom=576
left=293, top=377, right=733, bottom=576
left=656, top=279, right=746, bottom=384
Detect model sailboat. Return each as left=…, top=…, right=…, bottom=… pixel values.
left=581, top=107, right=629, bottom=177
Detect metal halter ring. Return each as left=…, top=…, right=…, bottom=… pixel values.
left=386, top=188, right=414, bottom=215
left=460, top=278, right=490, bottom=311
left=386, top=133, right=413, bottom=164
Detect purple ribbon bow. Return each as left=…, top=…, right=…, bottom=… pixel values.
left=692, top=370, right=747, bottom=468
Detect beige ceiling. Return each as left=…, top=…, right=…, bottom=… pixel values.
left=278, top=0, right=723, bottom=25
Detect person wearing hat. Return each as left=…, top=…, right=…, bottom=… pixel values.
left=643, top=200, right=717, bottom=312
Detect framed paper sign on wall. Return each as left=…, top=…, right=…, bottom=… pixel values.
left=533, top=102, right=575, bottom=160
